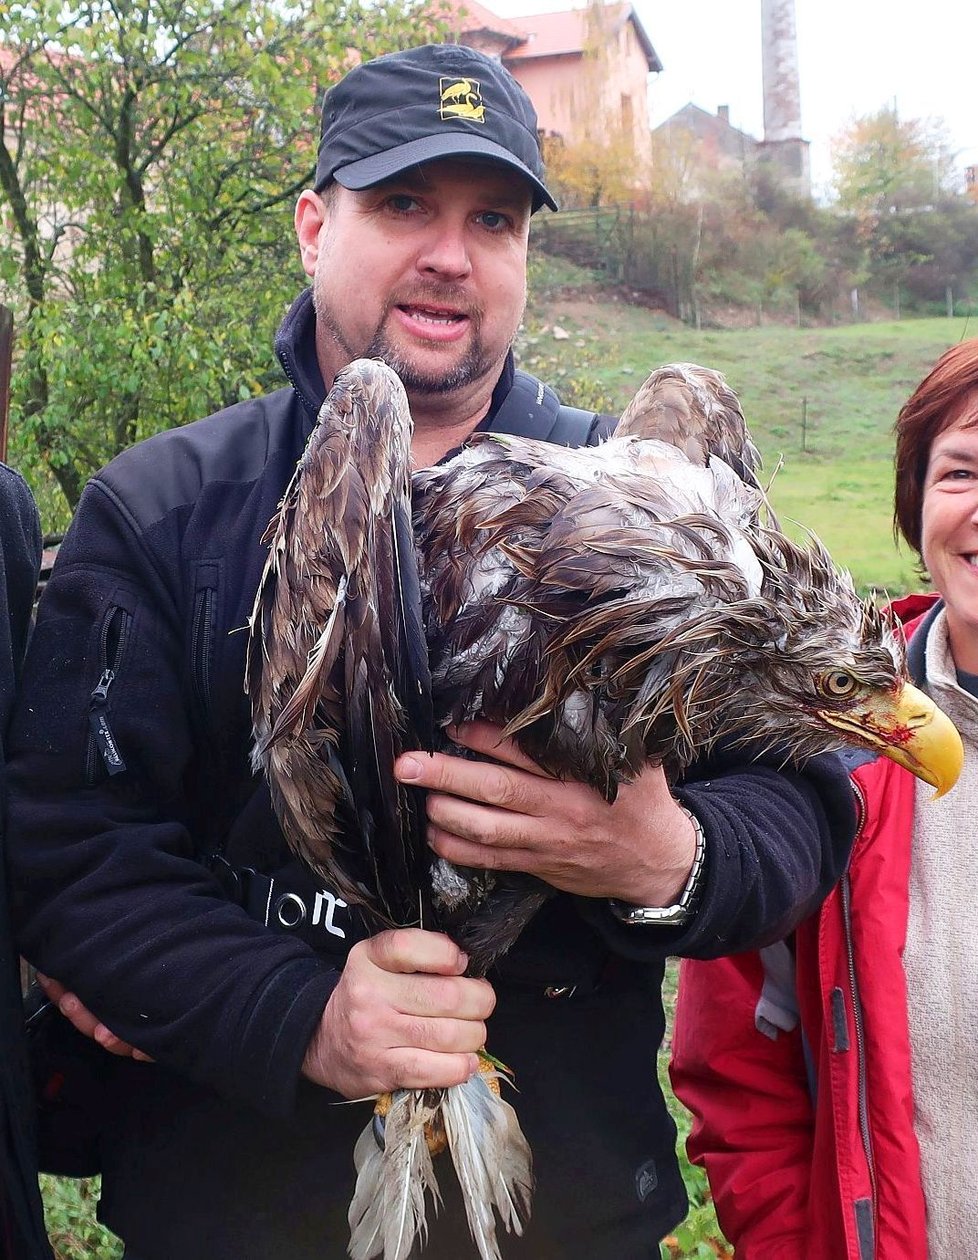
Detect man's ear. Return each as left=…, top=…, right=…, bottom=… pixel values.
left=295, top=190, right=327, bottom=277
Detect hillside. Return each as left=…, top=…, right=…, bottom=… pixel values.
left=521, top=253, right=974, bottom=594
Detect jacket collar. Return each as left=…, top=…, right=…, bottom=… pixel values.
left=275, top=288, right=327, bottom=425
left=890, top=592, right=943, bottom=687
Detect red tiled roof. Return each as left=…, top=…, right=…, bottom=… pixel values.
left=432, top=0, right=527, bottom=45
left=504, top=5, right=661, bottom=71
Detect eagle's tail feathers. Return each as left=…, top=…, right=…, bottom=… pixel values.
left=348, top=1091, right=442, bottom=1260
left=442, top=1073, right=533, bottom=1260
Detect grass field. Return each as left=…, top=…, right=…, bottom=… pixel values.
left=523, top=254, right=974, bottom=595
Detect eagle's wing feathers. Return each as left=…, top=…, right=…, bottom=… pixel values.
left=615, top=361, right=763, bottom=488
left=247, top=359, right=432, bottom=926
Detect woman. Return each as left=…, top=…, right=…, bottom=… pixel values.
left=670, top=337, right=978, bottom=1259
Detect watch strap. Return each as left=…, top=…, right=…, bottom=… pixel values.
left=608, top=805, right=707, bottom=927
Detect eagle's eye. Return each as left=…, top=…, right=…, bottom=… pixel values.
left=820, top=670, right=857, bottom=698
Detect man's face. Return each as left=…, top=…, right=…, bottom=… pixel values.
left=300, top=159, right=532, bottom=402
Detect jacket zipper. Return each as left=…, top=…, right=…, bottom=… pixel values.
left=191, top=584, right=216, bottom=720
left=843, top=776, right=877, bottom=1254
left=279, top=358, right=320, bottom=421
left=86, top=606, right=132, bottom=782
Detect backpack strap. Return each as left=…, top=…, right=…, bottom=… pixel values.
left=490, top=369, right=606, bottom=448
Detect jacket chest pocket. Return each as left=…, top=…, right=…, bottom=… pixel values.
left=85, top=601, right=134, bottom=784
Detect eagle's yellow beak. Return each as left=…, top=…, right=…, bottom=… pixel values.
left=819, top=681, right=964, bottom=798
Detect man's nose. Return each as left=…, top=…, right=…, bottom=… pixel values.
left=416, top=221, right=472, bottom=281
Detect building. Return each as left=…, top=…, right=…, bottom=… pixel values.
left=435, top=0, right=662, bottom=151
left=652, top=0, right=811, bottom=198
left=653, top=103, right=760, bottom=175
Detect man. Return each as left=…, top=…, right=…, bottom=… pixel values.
left=7, top=44, right=855, bottom=1259
left=0, top=463, right=49, bottom=1260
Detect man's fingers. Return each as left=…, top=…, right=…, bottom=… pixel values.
left=396, top=750, right=541, bottom=815
left=395, top=972, right=496, bottom=1023
left=54, top=989, right=102, bottom=1039
left=94, top=1024, right=141, bottom=1057
left=427, top=827, right=533, bottom=873
left=36, top=974, right=153, bottom=1060
left=363, top=928, right=469, bottom=977
left=386, top=1050, right=481, bottom=1093
left=35, top=972, right=66, bottom=1004
left=447, top=721, right=553, bottom=776
left=398, top=1015, right=488, bottom=1057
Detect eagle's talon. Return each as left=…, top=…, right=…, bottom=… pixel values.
left=372, top=1090, right=394, bottom=1150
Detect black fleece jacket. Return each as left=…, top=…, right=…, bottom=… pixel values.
left=6, top=289, right=856, bottom=1259
left=0, top=465, right=49, bottom=1260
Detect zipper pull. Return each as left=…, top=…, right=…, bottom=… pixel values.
left=91, top=668, right=115, bottom=706
left=89, top=670, right=126, bottom=775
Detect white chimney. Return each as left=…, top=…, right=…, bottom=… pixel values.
left=761, top=0, right=802, bottom=142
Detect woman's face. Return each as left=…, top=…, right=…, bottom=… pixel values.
left=921, top=388, right=978, bottom=674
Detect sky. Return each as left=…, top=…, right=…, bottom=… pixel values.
left=491, top=0, right=978, bottom=200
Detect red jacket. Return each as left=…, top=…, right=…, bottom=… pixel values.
left=670, top=596, right=940, bottom=1260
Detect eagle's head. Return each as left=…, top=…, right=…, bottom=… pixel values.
left=712, top=533, right=963, bottom=796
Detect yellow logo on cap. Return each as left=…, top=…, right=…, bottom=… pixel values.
left=439, top=77, right=485, bottom=123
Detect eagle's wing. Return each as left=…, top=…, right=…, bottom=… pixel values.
left=246, top=358, right=432, bottom=927
left=615, top=362, right=763, bottom=490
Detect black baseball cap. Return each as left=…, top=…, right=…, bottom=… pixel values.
left=314, top=44, right=558, bottom=212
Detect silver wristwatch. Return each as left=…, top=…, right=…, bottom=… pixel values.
left=608, top=805, right=707, bottom=927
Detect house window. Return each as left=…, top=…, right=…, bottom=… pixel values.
left=621, top=94, right=633, bottom=133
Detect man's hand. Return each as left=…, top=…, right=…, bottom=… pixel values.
left=35, top=973, right=154, bottom=1061
left=395, top=720, right=698, bottom=908
left=302, top=929, right=495, bottom=1099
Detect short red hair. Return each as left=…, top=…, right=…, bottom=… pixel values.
left=894, top=338, right=978, bottom=554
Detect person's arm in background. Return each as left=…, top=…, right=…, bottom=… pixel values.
left=0, top=463, right=51, bottom=1260
left=0, top=464, right=41, bottom=728
left=670, top=950, right=816, bottom=1259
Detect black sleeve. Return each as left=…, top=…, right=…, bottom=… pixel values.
left=0, top=465, right=41, bottom=746
left=0, top=465, right=51, bottom=1260
left=5, top=476, right=336, bottom=1118
left=575, top=749, right=855, bottom=961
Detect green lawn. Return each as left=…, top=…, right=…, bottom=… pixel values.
left=523, top=255, right=972, bottom=594
left=40, top=1176, right=120, bottom=1260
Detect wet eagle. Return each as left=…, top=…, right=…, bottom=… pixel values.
left=246, top=359, right=961, bottom=1260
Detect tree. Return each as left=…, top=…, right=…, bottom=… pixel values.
left=828, top=107, right=978, bottom=313
left=831, top=106, right=956, bottom=223
left=0, top=0, right=434, bottom=521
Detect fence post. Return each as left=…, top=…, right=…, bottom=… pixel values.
left=0, top=304, right=12, bottom=464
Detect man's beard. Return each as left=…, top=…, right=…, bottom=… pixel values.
left=362, top=325, right=494, bottom=395
left=314, top=286, right=504, bottom=396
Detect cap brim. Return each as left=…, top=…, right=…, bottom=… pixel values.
left=333, top=133, right=558, bottom=212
